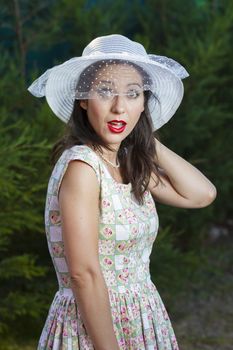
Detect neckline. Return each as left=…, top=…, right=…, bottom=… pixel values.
left=85, top=145, right=132, bottom=187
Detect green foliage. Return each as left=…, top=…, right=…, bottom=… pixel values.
left=150, top=225, right=201, bottom=304
left=0, top=340, right=36, bottom=350
left=0, top=54, right=60, bottom=339
left=0, top=255, right=45, bottom=279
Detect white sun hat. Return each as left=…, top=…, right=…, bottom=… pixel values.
left=28, top=34, right=189, bottom=130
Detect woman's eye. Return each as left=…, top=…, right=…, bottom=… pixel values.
left=127, top=90, right=140, bottom=98
left=96, top=87, right=114, bottom=98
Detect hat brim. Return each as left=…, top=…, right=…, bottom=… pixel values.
left=45, top=54, right=184, bottom=130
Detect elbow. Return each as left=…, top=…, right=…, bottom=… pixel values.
left=210, top=185, right=217, bottom=200
left=70, top=268, right=102, bottom=288
left=199, top=186, right=217, bottom=208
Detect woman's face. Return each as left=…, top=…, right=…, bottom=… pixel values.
left=80, top=63, right=145, bottom=149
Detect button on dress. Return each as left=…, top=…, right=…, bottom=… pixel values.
left=38, top=145, right=179, bottom=350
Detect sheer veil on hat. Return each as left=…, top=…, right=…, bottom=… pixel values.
left=28, top=34, right=189, bottom=130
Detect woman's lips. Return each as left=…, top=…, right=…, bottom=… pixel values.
left=107, top=120, right=127, bottom=133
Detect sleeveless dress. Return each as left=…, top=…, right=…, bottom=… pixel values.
left=38, top=145, right=179, bottom=350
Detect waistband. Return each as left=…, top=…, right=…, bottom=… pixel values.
left=57, top=287, right=74, bottom=297
left=56, top=278, right=153, bottom=297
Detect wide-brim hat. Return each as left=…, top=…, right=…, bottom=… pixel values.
left=28, top=34, right=189, bottom=130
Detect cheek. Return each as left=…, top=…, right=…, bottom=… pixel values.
left=87, top=102, right=108, bottom=129
left=133, top=96, right=144, bottom=113
left=129, top=102, right=144, bottom=122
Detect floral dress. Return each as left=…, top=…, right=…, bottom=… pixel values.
left=38, top=145, right=179, bottom=350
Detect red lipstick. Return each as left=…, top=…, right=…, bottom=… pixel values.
left=107, top=120, right=127, bottom=134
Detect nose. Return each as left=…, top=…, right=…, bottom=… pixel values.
left=111, top=95, right=126, bottom=114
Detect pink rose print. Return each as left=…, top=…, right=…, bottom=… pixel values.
left=61, top=274, right=70, bottom=287
left=66, top=302, right=76, bottom=319
left=146, top=198, right=155, bottom=211
left=62, top=327, right=68, bottom=337
left=131, top=227, right=138, bottom=237
left=52, top=243, right=63, bottom=256
left=117, top=242, right=127, bottom=252
left=102, top=199, right=111, bottom=208
left=148, top=313, right=153, bottom=321
left=172, top=337, right=179, bottom=349
left=124, top=208, right=137, bottom=224
left=120, top=306, right=127, bottom=317
left=124, top=208, right=134, bottom=218
left=103, top=257, right=113, bottom=266
left=118, top=268, right=129, bottom=283
left=121, top=306, right=129, bottom=322
left=50, top=210, right=61, bottom=225
left=162, top=327, right=168, bottom=337
left=123, top=327, right=130, bottom=335
left=48, top=340, right=54, bottom=349
left=132, top=304, right=140, bottom=318
left=71, top=319, right=78, bottom=335
left=80, top=335, right=93, bottom=348
left=118, top=212, right=124, bottom=221
left=103, top=227, right=113, bottom=238
left=118, top=338, right=126, bottom=348
left=128, top=239, right=136, bottom=249
left=114, top=315, right=120, bottom=323
left=122, top=316, right=129, bottom=323
left=149, top=328, right=156, bottom=342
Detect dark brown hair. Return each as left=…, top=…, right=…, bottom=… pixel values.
left=51, top=60, right=163, bottom=204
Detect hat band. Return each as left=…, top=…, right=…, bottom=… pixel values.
left=82, top=50, right=148, bottom=59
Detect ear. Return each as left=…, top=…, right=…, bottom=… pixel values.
left=80, top=100, right=88, bottom=110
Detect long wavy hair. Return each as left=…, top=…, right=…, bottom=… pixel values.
left=51, top=60, right=163, bottom=204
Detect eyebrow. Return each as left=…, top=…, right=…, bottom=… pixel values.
left=127, top=83, right=142, bottom=88
left=97, top=80, right=142, bottom=88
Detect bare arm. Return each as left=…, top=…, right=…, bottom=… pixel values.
left=149, top=138, right=217, bottom=208
left=58, top=160, right=120, bottom=350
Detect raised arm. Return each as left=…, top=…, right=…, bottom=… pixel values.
left=58, top=160, right=120, bottom=350
left=149, top=138, right=217, bottom=208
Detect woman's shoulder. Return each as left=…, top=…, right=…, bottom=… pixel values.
left=59, top=144, right=99, bottom=164
left=49, top=145, right=101, bottom=196
left=59, top=144, right=101, bottom=181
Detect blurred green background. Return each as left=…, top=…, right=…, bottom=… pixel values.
left=0, top=0, right=233, bottom=349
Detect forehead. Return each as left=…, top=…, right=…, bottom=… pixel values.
left=94, top=62, right=143, bottom=85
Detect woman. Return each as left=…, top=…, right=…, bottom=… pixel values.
left=28, top=34, right=217, bottom=350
